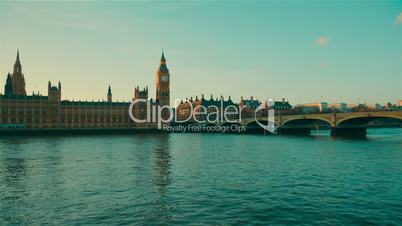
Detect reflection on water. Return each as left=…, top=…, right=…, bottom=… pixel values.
left=150, top=134, right=173, bottom=224
left=153, top=134, right=172, bottom=192
left=1, top=157, right=27, bottom=199
left=0, top=143, right=28, bottom=223
left=0, top=128, right=402, bottom=225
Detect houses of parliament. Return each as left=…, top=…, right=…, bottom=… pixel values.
left=0, top=50, right=170, bottom=129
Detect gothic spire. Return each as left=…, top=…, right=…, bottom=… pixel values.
left=107, top=85, right=112, bottom=102
left=13, top=49, right=23, bottom=77
left=14, top=49, right=21, bottom=69
left=158, top=50, right=169, bottom=73
left=161, top=50, right=166, bottom=63
left=108, top=85, right=112, bottom=95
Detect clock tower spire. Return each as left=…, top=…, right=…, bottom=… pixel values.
left=156, top=50, right=170, bottom=106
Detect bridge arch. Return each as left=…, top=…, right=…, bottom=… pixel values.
left=336, top=114, right=402, bottom=128
left=281, top=116, right=334, bottom=128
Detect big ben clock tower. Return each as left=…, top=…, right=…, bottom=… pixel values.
left=156, top=51, right=170, bottom=106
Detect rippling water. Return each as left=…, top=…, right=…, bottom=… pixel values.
left=1, top=128, right=402, bottom=225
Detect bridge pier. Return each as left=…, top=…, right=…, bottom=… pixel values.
left=330, top=127, right=366, bottom=137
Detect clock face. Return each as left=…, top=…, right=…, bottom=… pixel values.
left=161, top=75, right=168, bottom=82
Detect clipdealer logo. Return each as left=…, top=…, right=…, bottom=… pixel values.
left=128, top=98, right=276, bottom=133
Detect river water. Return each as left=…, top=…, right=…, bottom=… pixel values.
left=1, top=128, right=401, bottom=225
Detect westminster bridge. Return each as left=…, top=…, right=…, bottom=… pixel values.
left=227, top=110, right=402, bottom=136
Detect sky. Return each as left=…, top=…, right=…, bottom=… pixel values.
left=0, top=0, right=401, bottom=105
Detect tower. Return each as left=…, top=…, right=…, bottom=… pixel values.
left=47, top=81, right=61, bottom=127
left=11, top=49, right=26, bottom=96
left=48, top=81, right=61, bottom=102
left=133, top=86, right=149, bottom=123
left=156, top=51, right=170, bottom=106
left=4, top=73, right=13, bottom=96
left=134, top=86, right=148, bottom=100
left=107, top=85, right=112, bottom=103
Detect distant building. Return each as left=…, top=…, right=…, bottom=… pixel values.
left=365, top=103, right=383, bottom=111
left=329, top=103, right=348, bottom=112
left=297, top=105, right=319, bottom=114
left=176, top=97, right=198, bottom=122
left=348, top=103, right=370, bottom=112
left=273, top=98, right=293, bottom=112
left=176, top=95, right=239, bottom=123
left=0, top=50, right=170, bottom=129
left=176, top=95, right=293, bottom=122
left=239, top=96, right=262, bottom=118
left=297, top=102, right=329, bottom=113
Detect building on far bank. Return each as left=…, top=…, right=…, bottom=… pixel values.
left=328, top=103, right=348, bottom=112
left=239, top=96, right=262, bottom=118
left=295, top=101, right=392, bottom=114
left=0, top=50, right=170, bottom=129
left=272, top=98, right=293, bottom=113
left=175, top=96, right=293, bottom=122
left=366, top=103, right=383, bottom=111
left=239, top=97, right=293, bottom=117
left=176, top=95, right=239, bottom=123
left=347, top=103, right=384, bottom=112
left=296, top=102, right=329, bottom=113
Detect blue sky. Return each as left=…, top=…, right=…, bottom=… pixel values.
left=0, top=0, right=401, bottom=105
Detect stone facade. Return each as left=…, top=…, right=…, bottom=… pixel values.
left=176, top=96, right=293, bottom=122
left=0, top=51, right=170, bottom=129
left=176, top=95, right=239, bottom=123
